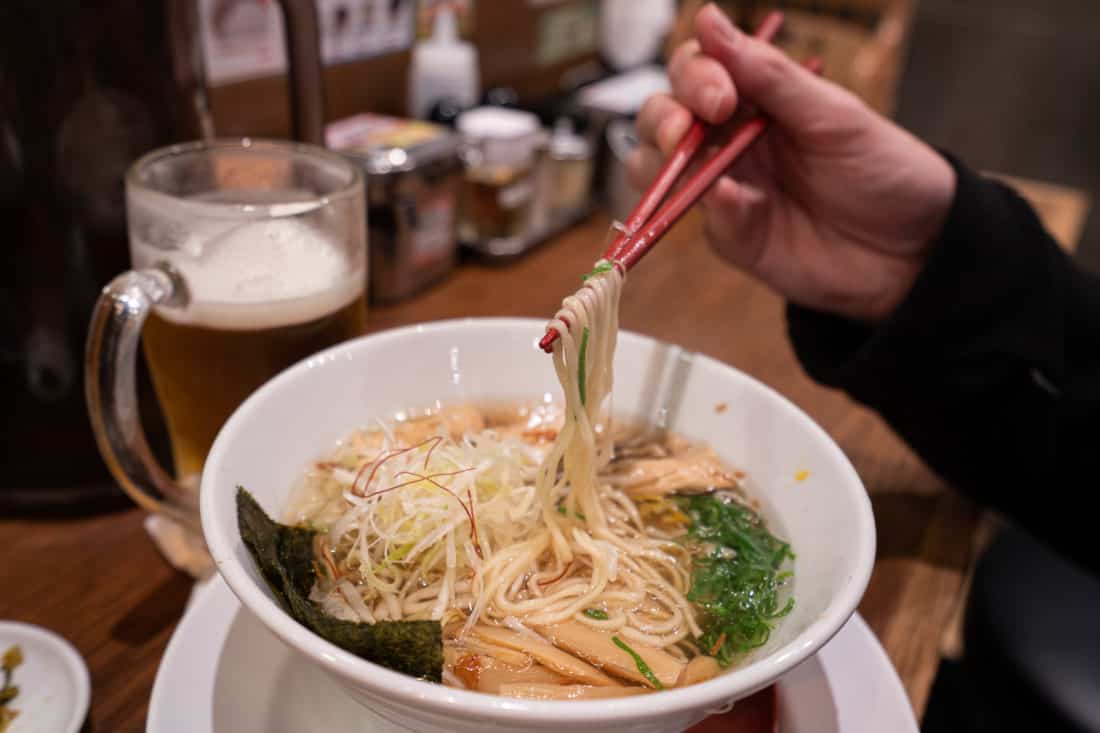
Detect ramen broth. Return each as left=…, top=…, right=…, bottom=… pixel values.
left=283, top=402, right=793, bottom=697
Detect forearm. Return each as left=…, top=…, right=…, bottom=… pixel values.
left=787, top=156, right=1099, bottom=574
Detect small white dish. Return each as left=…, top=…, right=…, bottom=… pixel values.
left=0, top=621, right=90, bottom=733
left=148, top=577, right=918, bottom=732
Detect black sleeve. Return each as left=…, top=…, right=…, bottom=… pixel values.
left=786, top=155, right=1100, bottom=576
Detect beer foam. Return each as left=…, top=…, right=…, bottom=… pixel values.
left=133, top=218, right=364, bottom=330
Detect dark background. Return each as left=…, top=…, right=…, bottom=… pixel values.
left=896, top=0, right=1099, bottom=272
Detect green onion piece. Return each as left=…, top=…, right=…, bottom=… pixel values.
left=556, top=505, right=587, bottom=521
left=612, top=636, right=663, bottom=689
left=583, top=608, right=609, bottom=620
left=678, top=494, right=795, bottom=666
left=578, top=327, right=590, bottom=406
left=582, top=262, right=615, bottom=282
left=384, top=542, right=414, bottom=565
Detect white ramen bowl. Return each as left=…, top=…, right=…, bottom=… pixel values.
left=202, top=318, right=875, bottom=733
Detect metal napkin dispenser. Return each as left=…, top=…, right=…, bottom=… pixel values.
left=328, top=114, right=463, bottom=302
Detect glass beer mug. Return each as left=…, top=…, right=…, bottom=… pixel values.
left=86, top=139, right=367, bottom=529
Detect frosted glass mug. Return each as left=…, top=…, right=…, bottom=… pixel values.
left=86, top=139, right=367, bottom=529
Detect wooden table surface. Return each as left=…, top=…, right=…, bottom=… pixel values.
left=0, top=189, right=1083, bottom=731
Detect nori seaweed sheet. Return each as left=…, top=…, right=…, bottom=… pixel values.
left=236, top=488, right=443, bottom=682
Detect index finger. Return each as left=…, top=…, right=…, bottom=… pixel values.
left=668, top=42, right=738, bottom=124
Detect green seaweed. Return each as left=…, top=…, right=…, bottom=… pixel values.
left=678, top=493, right=794, bottom=666
left=236, top=488, right=442, bottom=681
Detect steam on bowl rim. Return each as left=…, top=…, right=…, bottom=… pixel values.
left=200, top=317, right=876, bottom=725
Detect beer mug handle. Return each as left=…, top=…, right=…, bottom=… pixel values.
left=85, top=264, right=196, bottom=529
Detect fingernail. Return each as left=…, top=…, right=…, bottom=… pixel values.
left=701, top=87, right=725, bottom=120
left=709, top=7, right=740, bottom=46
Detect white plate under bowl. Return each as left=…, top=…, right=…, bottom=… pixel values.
left=148, top=577, right=918, bottom=732
left=0, top=621, right=90, bottom=733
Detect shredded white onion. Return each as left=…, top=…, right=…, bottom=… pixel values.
left=284, top=261, right=704, bottom=686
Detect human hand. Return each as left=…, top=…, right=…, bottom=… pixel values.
left=630, top=4, right=956, bottom=322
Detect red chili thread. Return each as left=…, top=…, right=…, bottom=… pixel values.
left=537, top=560, right=575, bottom=587
left=352, top=436, right=446, bottom=496
left=392, top=470, right=483, bottom=559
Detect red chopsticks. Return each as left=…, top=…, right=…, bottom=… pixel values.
left=540, top=12, right=824, bottom=353
left=612, top=57, right=825, bottom=273
left=600, top=10, right=785, bottom=264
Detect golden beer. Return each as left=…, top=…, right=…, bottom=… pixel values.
left=143, top=294, right=365, bottom=482
left=88, top=139, right=366, bottom=528
left=133, top=213, right=367, bottom=485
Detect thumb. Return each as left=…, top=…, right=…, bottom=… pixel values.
left=696, top=4, right=844, bottom=131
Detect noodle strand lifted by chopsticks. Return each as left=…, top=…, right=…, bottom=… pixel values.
left=290, top=257, right=703, bottom=673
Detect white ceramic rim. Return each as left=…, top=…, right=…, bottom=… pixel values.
left=0, top=621, right=91, bottom=733
left=202, top=317, right=876, bottom=726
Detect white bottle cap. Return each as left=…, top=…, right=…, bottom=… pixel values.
left=408, top=8, right=480, bottom=119
left=456, top=107, right=543, bottom=168
left=456, top=107, right=540, bottom=140
left=432, top=4, right=458, bottom=42
left=550, top=117, right=590, bottom=160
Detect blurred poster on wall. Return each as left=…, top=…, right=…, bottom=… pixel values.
left=536, top=0, right=598, bottom=67
left=198, top=0, right=287, bottom=86
left=198, top=0, right=414, bottom=87
left=319, top=0, right=414, bottom=64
